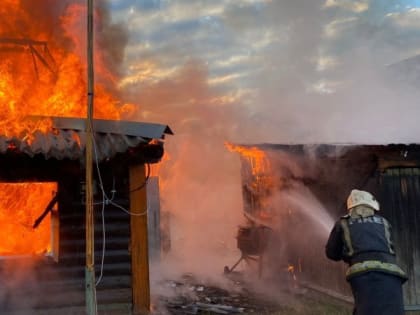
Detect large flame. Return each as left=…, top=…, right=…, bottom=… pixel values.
left=225, top=143, right=275, bottom=224
left=0, top=183, right=56, bottom=256
left=0, top=1, right=135, bottom=138
left=0, top=1, right=136, bottom=256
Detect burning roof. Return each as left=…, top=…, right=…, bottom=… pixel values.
left=0, top=116, right=173, bottom=161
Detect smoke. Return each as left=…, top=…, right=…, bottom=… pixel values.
left=0, top=257, right=62, bottom=314
left=0, top=259, right=38, bottom=311
left=115, top=0, right=420, bottom=143
left=56, top=0, right=129, bottom=87
left=2, top=1, right=127, bottom=72
left=126, top=60, right=247, bottom=281
left=113, top=0, right=419, bottom=297
left=228, top=0, right=420, bottom=144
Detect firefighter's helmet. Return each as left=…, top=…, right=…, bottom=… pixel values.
left=347, top=189, right=380, bottom=211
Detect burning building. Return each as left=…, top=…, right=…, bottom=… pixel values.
left=0, top=1, right=174, bottom=314
left=0, top=116, right=172, bottom=313
left=228, top=143, right=420, bottom=311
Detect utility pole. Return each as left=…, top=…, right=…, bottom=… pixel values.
left=85, top=0, right=97, bottom=314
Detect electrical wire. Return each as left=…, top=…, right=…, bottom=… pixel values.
left=107, top=199, right=149, bottom=217
left=91, top=131, right=107, bottom=287
left=95, top=184, right=106, bottom=286
left=129, top=163, right=151, bottom=193
left=90, top=129, right=151, bottom=287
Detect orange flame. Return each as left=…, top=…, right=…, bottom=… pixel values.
left=0, top=1, right=136, bottom=139
left=287, top=264, right=297, bottom=281
left=0, top=183, right=56, bottom=256
left=287, top=264, right=295, bottom=273
left=225, top=143, right=271, bottom=175
left=0, top=2, right=136, bottom=256
left=225, top=143, right=276, bottom=222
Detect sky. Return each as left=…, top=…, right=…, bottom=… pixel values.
left=108, top=0, right=420, bottom=144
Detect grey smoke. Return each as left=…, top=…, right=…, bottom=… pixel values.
left=110, top=0, right=420, bottom=286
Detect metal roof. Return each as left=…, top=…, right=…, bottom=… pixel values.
left=0, top=116, right=173, bottom=161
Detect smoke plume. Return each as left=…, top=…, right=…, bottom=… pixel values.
left=112, top=1, right=420, bottom=293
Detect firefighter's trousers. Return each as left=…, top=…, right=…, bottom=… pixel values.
left=349, top=271, right=405, bottom=315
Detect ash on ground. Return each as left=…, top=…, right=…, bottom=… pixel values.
left=152, top=272, right=300, bottom=315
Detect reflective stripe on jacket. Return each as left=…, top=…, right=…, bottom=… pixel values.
left=325, top=213, right=407, bottom=281
left=340, top=214, right=394, bottom=259
left=346, top=260, right=407, bottom=281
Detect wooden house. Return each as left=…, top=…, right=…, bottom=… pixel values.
left=235, top=144, right=420, bottom=311
left=0, top=116, right=172, bottom=314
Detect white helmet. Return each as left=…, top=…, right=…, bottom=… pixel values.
left=347, top=189, right=380, bottom=211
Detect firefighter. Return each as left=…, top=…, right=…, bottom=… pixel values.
left=325, top=189, right=407, bottom=315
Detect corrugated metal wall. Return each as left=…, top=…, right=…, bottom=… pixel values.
left=55, top=178, right=133, bottom=314
left=381, top=168, right=420, bottom=308
left=0, top=179, right=133, bottom=314
left=59, top=199, right=132, bottom=312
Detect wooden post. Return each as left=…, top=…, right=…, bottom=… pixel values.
left=85, top=0, right=97, bottom=314
left=129, top=163, right=151, bottom=314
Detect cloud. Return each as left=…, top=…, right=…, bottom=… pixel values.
left=324, top=0, right=369, bottom=13
left=110, top=0, right=420, bottom=144
left=323, top=17, right=360, bottom=39
left=387, top=8, right=420, bottom=29
left=118, top=61, right=179, bottom=87
left=315, top=55, right=340, bottom=71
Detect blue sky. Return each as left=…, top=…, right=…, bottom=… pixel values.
left=108, top=0, right=420, bottom=143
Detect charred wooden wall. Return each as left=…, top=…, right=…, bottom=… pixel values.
left=239, top=144, right=420, bottom=309
left=380, top=168, right=420, bottom=307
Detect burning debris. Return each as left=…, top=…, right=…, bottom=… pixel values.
left=155, top=274, right=284, bottom=315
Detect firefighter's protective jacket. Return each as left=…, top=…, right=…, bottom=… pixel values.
left=325, top=213, right=407, bottom=281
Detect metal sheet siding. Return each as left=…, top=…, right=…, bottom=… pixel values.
left=0, top=131, right=143, bottom=161
left=0, top=116, right=172, bottom=161
left=381, top=168, right=420, bottom=307
left=0, top=130, right=149, bottom=161
left=50, top=116, right=173, bottom=138
left=0, top=179, right=133, bottom=313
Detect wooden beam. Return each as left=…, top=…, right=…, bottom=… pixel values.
left=85, top=0, right=97, bottom=313
left=129, top=163, right=150, bottom=314
left=378, top=159, right=420, bottom=171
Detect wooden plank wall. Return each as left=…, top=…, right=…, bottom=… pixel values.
left=239, top=151, right=354, bottom=300
left=381, top=168, right=420, bottom=307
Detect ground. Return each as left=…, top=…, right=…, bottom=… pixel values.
left=153, top=273, right=353, bottom=315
